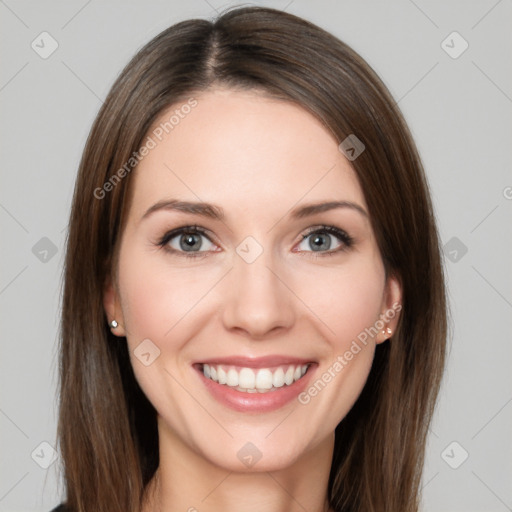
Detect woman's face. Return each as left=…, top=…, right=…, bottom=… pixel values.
left=104, top=88, right=401, bottom=471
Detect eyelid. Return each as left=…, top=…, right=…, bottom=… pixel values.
left=294, top=224, right=354, bottom=253
left=156, top=223, right=354, bottom=258
left=156, top=225, right=220, bottom=258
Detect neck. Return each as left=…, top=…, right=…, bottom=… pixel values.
left=142, top=417, right=335, bottom=512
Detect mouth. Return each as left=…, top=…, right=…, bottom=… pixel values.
left=193, top=357, right=316, bottom=412
left=198, top=362, right=310, bottom=393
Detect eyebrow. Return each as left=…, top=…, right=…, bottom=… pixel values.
left=140, top=199, right=368, bottom=222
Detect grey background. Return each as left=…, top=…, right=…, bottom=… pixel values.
left=1, top=1, right=511, bottom=511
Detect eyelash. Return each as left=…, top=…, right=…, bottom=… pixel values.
left=156, top=224, right=354, bottom=259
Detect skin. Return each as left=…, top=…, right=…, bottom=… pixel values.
left=104, top=88, right=402, bottom=512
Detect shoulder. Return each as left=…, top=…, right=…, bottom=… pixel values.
left=50, top=504, right=68, bottom=512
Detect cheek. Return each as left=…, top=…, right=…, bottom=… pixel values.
left=294, top=263, right=384, bottom=429
left=118, top=246, right=218, bottom=342
left=293, top=258, right=386, bottom=347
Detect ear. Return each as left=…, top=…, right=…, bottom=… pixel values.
left=103, top=274, right=126, bottom=337
left=375, top=273, right=402, bottom=344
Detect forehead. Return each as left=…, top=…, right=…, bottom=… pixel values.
left=127, top=88, right=367, bottom=224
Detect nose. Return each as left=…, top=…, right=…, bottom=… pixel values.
left=220, top=251, right=296, bottom=339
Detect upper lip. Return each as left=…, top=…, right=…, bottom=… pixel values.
left=195, top=355, right=316, bottom=368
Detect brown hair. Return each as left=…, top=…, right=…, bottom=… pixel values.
left=57, top=6, right=446, bottom=512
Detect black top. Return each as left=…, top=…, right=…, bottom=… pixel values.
left=50, top=505, right=67, bottom=512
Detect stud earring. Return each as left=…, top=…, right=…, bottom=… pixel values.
left=110, top=320, right=118, bottom=329
left=383, top=327, right=392, bottom=335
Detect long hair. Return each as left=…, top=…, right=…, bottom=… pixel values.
left=57, top=6, right=447, bottom=512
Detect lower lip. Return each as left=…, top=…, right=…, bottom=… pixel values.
left=196, top=365, right=316, bottom=413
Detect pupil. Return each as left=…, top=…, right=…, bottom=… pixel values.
left=180, top=233, right=201, bottom=251
left=310, top=234, right=330, bottom=251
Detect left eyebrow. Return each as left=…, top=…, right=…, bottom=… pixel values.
left=289, top=201, right=368, bottom=219
left=140, top=199, right=225, bottom=222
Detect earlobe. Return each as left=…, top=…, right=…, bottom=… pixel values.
left=376, top=274, right=402, bottom=344
left=103, top=275, right=126, bottom=337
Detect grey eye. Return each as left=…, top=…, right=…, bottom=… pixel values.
left=298, top=232, right=342, bottom=252
left=168, top=232, right=215, bottom=252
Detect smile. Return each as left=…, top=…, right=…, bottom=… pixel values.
left=194, top=357, right=316, bottom=412
left=201, top=363, right=310, bottom=393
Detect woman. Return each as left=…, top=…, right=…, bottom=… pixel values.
left=53, top=6, right=446, bottom=512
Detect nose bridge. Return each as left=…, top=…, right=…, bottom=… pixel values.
left=220, top=242, right=295, bottom=337
left=234, top=251, right=277, bottom=297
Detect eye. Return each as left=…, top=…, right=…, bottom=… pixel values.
left=296, top=225, right=353, bottom=255
left=158, top=226, right=218, bottom=257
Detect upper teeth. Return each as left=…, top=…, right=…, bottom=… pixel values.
left=202, top=364, right=309, bottom=392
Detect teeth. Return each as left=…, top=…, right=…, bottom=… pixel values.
left=217, top=366, right=227, bottom=384
left=226, top=368, right=238, bottom=387
left=202, top=363, right=309, bottom=393
left=239, top=368, right=255, bottom=388
left=255, top=369, right=273, bottom=389
left=272, top=367, right=285, bottom=388
left=285, top=366, right=294, bottom=385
